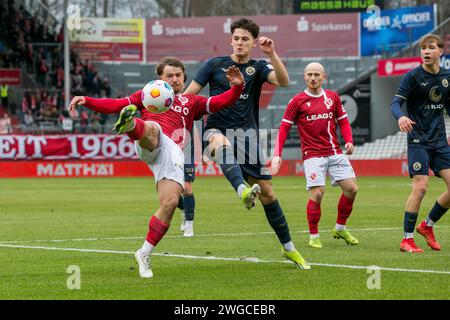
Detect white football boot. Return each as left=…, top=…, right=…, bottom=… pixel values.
left=134, top=249, right=153, bottom=278
left=183, top=220, right=194, bottom=237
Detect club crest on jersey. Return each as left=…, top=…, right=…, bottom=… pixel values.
left=429, top=86, right=442, bottom=102
left=443, top=79, right=448, bottom=88
left=325, top=98, right=333, bottom=109
left=413, top=162, right=422, bottom=171
left=246, top=66, right=256, bottom=76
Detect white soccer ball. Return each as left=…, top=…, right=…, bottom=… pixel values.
left=141, top=80, right=175, bottom=114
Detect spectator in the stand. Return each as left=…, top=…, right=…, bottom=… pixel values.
left=24, top=109, right=34, bottom=126
left=9, top=102, right=16, bottom=116
left=1, top=83, right=9, bottom=110
left=92, top=72, right=102, bottom=97
left=102, top=77, right=111, bottom=97
left=24, top=43, right=34, bottom=74
left=56, top=66, right=64, bottom=89
left=39, top=56, right=48, bottom=87
left=71, top=69, right=84, bottom=96
left=79, top=110, right=89, bottom=133
left=0, top=113, right=12, bottom=134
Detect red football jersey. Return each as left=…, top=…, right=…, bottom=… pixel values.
left=281, top=89, right=348, bottom=160
left=127, top=91, right=210, bottom=147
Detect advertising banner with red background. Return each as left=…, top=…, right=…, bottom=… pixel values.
left=0, top=134, right=138, bottom=160
left=146, top=13, right=359, bottom=62
left=377, top=57, right=422, bottom=77
left=0, top=69, right=21, bottom=85
left=0, top=135, right=409, bottom=177
left=0, top=159, right=408, bottom=178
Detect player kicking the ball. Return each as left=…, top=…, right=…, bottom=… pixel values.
left=272, top=62, right=359, bottom=249
left=69, top=57, right=244, bottom=278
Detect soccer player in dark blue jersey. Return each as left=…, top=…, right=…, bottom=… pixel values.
left=185, top=18, right=310, bottom=269
left=391, top=34, right=450, bottom=253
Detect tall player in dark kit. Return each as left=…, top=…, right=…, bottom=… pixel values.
left=185, top=18, right=310, bottom=269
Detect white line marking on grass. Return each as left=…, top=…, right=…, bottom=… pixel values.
left=1, top=226, right=449, bottom=244
left=0, top=243, right=449, bottom=275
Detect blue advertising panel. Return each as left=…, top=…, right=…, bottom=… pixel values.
left=441, top=54, right=450, bottom=70
left=360, top=5, right=436, bottom=56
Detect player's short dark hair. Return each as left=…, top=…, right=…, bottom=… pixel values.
left=156, top=56, right=186, bottom=81
left=230, top=18, right=259, bottom=39
left=419, top=34, right=444, bottom=48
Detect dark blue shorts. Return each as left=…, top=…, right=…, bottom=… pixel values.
left=184, top=164, right=196, bottom=182
left=408, top=145, right=450, bottom=177
left=205, top=127, right=272, bottom=181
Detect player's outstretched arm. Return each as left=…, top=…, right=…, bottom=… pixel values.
left=69, top=94, right=140, bottom=114
left=68, top=96, right=86, bottom=112
left=260, top=36, right=289, bottom=87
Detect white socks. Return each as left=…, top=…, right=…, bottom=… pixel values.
left=283, top=241, right=295, bottom=252
left=335, top=223, right=346, bottom=231
left=404, top=232, right=414, bottom=239
left=140, top=240, right=154, bottom=257
left=237, top=184, right=246, bottom=199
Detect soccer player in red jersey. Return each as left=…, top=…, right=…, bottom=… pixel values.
left=69, top=57, right=244, bottom=278
left=272, top=62, right=359, bottom=249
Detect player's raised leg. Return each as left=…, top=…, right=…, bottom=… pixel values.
left=208, top=132, right=260, bottom=209
left=113, top=105, right=161, bottom=153
left=333, top=178, right=359, bottom=245
left=249, top=177, right=310, bottom=269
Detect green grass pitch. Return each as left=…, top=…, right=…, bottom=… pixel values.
left=0, top=176, right=449, bottom=300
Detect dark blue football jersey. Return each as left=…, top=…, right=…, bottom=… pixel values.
left=395, top=65, right=450, bottom=149
left=193, top=56, right=273, bottom=131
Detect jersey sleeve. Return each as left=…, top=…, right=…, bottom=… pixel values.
left=191, top=83, right=244, bottom=119
left=259, top=60, right=274, bottom=83
left=193, top=59, right=214, bottom=87
left=281, top=97, right=299, bottom=125
left=333, top=93, right=348, bottom=121
left=274, top=98, right=298, bottom=157
left=395, top=71, right=414, bottom=101
left=84, top=90, right=144, bottom=114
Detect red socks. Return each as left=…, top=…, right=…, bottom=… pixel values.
left=306, top=199, right=321, bottom=235
left=146, top=215, right=169, bottom=246
left=127, top=118, right=145, bottom=140
left=337, top=193, right=354, bottom=225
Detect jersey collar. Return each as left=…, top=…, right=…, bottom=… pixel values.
left=304, top=88, right=324, bottom=98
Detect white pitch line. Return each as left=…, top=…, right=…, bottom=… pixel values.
left=0, top=226, right=449, bottom=244
left=0, top=243, right=449, bottom=275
